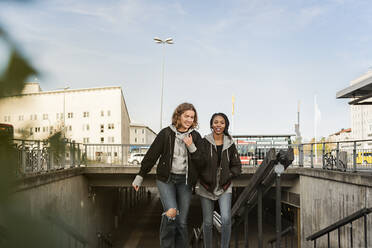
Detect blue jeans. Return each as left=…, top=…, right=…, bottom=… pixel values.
left=156, top=174, right=192, bottom=248
left=200, top=192, right=232, bottom=248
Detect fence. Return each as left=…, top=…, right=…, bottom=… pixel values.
left=12, top=139, right=372, bottom=174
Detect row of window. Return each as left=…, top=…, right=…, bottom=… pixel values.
left=134, top=128, right=145, bottom=134
left=3, top=110, right=112, bottom=122
left=134, top=138, right=145, bottom=143
left=21, top=123, right=115, bottom=134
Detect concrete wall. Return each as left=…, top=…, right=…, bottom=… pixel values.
left=300, top=171, right=372, bottom=248
left=12, top=169, right=116, bottom=247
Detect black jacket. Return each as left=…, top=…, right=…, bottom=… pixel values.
left=199, top=135, right=242, bottom=193
left=138, top=126, right=203, bottom=186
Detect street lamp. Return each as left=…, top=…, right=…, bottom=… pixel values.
left=153, top=37, right=174, bottom=130
left=56, top=86, right=70, bottom=138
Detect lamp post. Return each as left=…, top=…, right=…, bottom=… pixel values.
left=274, top=163, right=284, bottom=248
left=56, top=86, right=70, bottom=138
left=154, top=37, right=173, bottom=130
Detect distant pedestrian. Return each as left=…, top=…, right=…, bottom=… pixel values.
left=196, top=113, right=242, bottom=248
left=132, top=102, right=203, bottom=248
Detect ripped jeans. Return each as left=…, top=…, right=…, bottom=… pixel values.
left=156, top=174, right=192, bottom=248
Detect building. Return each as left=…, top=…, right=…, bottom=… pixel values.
left=347, top=70, right=372, bottom=141
left=328, top=128, right=352, bottom=143
left=0, top=82, right=131, bottom=144
left=129, top=123, right=156, bottom=145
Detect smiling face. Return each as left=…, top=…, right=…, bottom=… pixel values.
left=211, top=115, right=226, bottom=135
left=178, top=110, right=195, bottom=132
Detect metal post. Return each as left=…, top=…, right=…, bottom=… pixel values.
left=350, top=222, right=353, bottom=248
left=37, top=140, right=41, bottom=171
left=77, top=144, right=81, bottom=167
left=311, top=144, right=314, bottom=168
left=353, top=141, right=357, bottom=172
left=327, top=232, right=330, bottom=248
left=258, top=185, right=263, bottom=248
left=244, top=209, right=249, bottom=248
left=338, top=227, right=341, bottom=248
left=121, top=145, right=125, bottom=166
left=21, top=140, right=26, bottom=174
left=336, top=142, right=340, bottom=169
left=276, top=174, right=281, bottom=248
left=364, top=214, right=368, bottom=248
left=299, top=144, right=304, bottom=167
left=322, top=142, right=325, bottom=169
left=70, top=141, right=75, bottom=168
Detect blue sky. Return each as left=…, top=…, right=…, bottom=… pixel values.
left=1, top=0, right=372, bottom=140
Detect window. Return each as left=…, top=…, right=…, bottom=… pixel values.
left=68, top=125, right=72, bottom=131
left=83, top=137, right=90, bottom=143
left=4, top=116, right=10, bottom=122
left=135, top=129, right=137, bottom=134
left=30, top=127, right=33, bottom=135
left=100, top=124, right=104, bottom=133
left=18, top=115, right=24, bottom=121
left=43, top=126, right=47, bottom=132
left=107, top=110, right=111, bottom=116
left=100, top=137, right=104, bottom=143
left=67, top=112, right=73, bottom=118
left=35, top=127, right=40, bottom=133
left=135, top=138, right=137, bottom=143
left=108, top=123, right=114, bottom=129
left=108, top=137, right=114, bottom=143
left=43, top=114, right=48, bottom=120
left=142, top=138, right=144, bottom=143
left=83, top=112, right=89, bottom=118
left=50, top=126, right=53, bottom=134
left=83, top=124, right=90, bottom=131
left=56, top=113, right=59, bottom=120
left=101, top=111, right=104, bottom=117
left=142, top=129, right=144, bottom=134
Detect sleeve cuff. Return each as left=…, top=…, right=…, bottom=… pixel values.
left=187, top=143, right=197, bottom=153
left=132, top=175, right=143, bottom=187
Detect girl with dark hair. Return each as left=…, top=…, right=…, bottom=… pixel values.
left=196, top=112, right=242, bottom=248
left=132, top=102, right=203, bottom=248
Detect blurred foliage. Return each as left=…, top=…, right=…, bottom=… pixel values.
left=0, top=27, right=37, bottom=97
left=0, top=7, right=71, bottom=247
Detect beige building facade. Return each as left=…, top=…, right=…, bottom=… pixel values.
left=129, top=123, right=156, bottom=145
left=0, top=82, right=131, bottom=145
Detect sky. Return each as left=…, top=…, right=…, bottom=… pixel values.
left=1, top=0, right=372, bottom=140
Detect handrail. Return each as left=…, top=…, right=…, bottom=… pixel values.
left=306, top=207, right=372, bottom=241
left=190, top=148, right=294, bottom=247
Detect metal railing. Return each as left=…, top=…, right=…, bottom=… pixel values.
left=12, top=139, right=372, bottom=173
left=306, top=207, right=372, bottom=248
left=291, top=139, right=372, bottom=171
left=12, top=138, right=84, bottom=176
left=237, top=139, right=372, bottom=171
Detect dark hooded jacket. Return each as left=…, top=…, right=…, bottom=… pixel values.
left=198, top=133, right=242, bottom=193
left=138, top=126, right=203, bottom=186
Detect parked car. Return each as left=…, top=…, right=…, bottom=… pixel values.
left=128, top=153, right=145, bottom=165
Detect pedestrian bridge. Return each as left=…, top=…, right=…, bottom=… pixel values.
left=3, top=140, right=372, bottom=248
